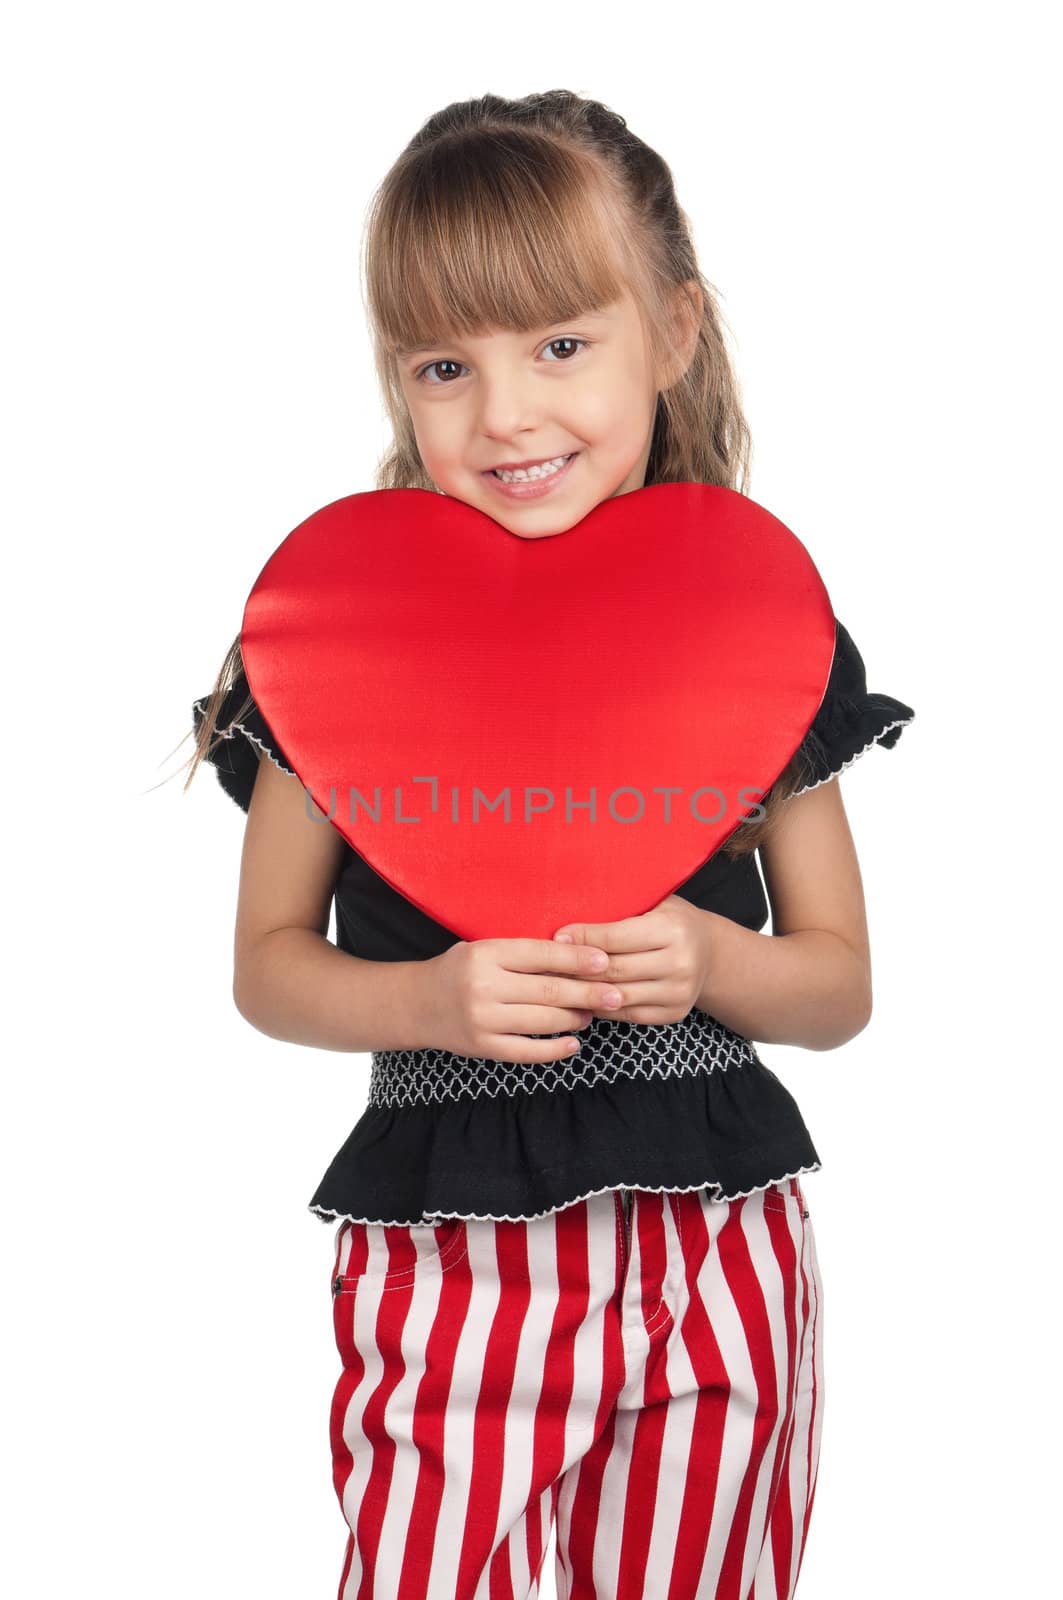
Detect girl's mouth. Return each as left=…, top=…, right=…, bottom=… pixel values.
left=482, top=451, right=578, bottom=501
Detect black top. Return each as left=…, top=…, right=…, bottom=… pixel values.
left=192, top=618, right=915, bottom=1225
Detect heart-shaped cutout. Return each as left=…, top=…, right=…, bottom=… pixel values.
left=240, top=482, right=836, bottom=940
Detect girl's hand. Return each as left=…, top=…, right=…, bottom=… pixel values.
left=553, top=893, right=711, bottom=1026
left=420, top=936, right=624, bottom=1064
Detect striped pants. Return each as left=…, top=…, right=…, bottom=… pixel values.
left=328, top=1177, right=824, bottom=1599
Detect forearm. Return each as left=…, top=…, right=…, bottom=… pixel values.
left=234, top=926, right=434, bottom=1053
left=692, top=909, right=872, bottom=1051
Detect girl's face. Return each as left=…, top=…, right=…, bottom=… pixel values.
left=395, top=290, right=664, bottom=541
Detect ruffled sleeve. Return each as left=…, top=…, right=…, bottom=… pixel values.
left=191, top=668, right=297, bottom=814
left=790, top=619, right=915, bottom=796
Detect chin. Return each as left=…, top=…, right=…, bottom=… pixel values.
left=490, top=518, right=563, bottom=541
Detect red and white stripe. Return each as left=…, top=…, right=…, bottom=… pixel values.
left=329, top=1179, right=824, bottom=1599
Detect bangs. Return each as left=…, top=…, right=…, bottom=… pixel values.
left=365, top=130, right=639, bottom=355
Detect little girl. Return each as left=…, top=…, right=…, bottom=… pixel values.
left=185, top=90, right=915, bottom=1600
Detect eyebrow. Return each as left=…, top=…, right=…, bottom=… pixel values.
left=394, top=312, right=612, bottom=359
left=394, top=341, right=447, bottom=357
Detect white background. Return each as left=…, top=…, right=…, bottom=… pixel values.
left=4, top=2, right=1058, bottom=1594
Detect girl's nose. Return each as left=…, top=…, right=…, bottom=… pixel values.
left=476, top=378, right=543, bottom=440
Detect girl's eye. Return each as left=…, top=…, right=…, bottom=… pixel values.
left=416, top=358, right=469, bottom=385
left=540, top=336, right=587, bottom=362
left=414, top=337, right=589, bottom=385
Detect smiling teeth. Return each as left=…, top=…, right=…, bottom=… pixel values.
left=493, top=454, right=571, bottom=482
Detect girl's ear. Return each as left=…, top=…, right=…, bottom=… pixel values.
left=658, top=279, right=702, bottom=389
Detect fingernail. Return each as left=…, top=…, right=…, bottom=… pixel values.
left=556, top=933, right=573, bottom=943
left=589, top=951, right=608, bottom=970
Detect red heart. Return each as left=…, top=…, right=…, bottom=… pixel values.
left=240, top=483, right=836, bottom=941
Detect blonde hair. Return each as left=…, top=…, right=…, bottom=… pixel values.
left=184, top=89, right=804, bottom=853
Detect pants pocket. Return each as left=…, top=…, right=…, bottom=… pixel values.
left=331, top=1215, right=467, bottom=1296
